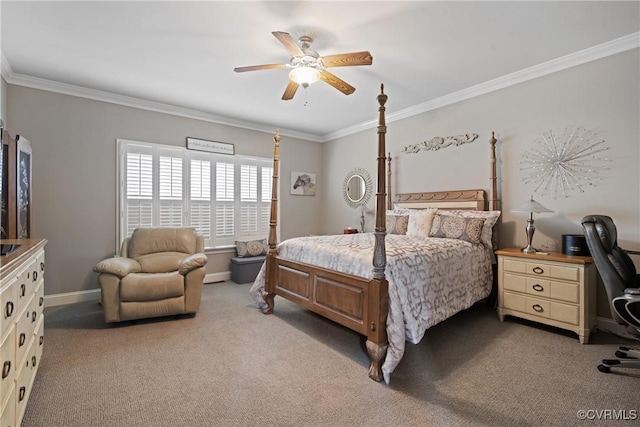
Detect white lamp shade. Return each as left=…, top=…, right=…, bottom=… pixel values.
left=289, top=67, right=321, bottom=87
left=512, top=198, right=553, bottom=214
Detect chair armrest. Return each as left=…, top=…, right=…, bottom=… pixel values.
left=179, top=253, right=208, bottom=275
left=94, top=257, right=141, bottom=278
left=624, top=288, right=640, bottom=296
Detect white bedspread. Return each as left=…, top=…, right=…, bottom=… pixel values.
left=249, top=233, right=492, bottom=383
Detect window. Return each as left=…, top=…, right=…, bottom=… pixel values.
left=117, top=139, right=274, bottom=249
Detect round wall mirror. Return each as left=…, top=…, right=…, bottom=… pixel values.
left=343, top=168, right=373, bottom=208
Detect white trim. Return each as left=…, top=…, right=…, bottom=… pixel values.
left=1, top=69, right=323, bottom=142
left=3, top=33, right=638, bottom=143
left=43, top=272, right=230, bottom=307
left=205, top=271, right=230, bottom=284
left=44, top=288, right=101, bottom=308
left=324, top=33, right=640, bottom=141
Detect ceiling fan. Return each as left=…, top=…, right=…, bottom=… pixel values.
left=234, top=31, right=373, bottom=100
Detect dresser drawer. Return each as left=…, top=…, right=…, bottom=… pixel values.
left=0, top=280, right=17, bottom=339
left=503, top=258, right=579, bottom=282
left=0, top=328, right=15, bottom=407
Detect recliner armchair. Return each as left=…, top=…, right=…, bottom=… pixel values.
left=581, top=215, right=640, bottom=372
left=94, top=227, right=208, bottom=323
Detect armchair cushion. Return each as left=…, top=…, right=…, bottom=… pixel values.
left=179, top=253, right=208, bottom=275
left=121, top=272, right=184, bottom=301
left=94, top=257, right=141, bottom=278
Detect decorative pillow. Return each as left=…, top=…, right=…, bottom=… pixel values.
left=406, top=208, right=438, bottom=238
left=387, top=208, right=409, bottom=215
left=438, top=210, right=501, bottom=250
left=429, top=214, right=485, bottom=244
left=235, top=238, right=268, bottom=258
left=386, top=214, right=409, bottom=235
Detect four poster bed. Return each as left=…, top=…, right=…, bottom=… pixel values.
left=250, top=85, right=500, bottom=383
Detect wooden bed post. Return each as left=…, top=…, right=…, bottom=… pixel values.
left=387, top=152, right=392, bottom=209
left=367, top=84, right=389, bottom=382
left=262, top=129, right=280, bottom=314
left=489, top=131, right=498, bottom=211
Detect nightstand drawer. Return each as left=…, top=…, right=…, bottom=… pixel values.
left=549, top=281, right=579, bottom=304
left=503, top=258, right=579, bottom=282
left=503, top=292, right=579, bottom=325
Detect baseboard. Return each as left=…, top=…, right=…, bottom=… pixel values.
left=596, top=316, right=639, bottom=340
left=44, top=288, right=101, bottom=308
left=205, top=271, right=230, bottom=283
left=43, top=272, right=231, bottom=308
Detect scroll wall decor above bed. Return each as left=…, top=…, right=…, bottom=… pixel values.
left=401, top=133, right=478, bottom=154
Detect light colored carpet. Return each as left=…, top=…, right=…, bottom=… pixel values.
left=22, top=281, right=639, bottom=427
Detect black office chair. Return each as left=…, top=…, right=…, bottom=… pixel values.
left=581, top=215, right=640, bottom=373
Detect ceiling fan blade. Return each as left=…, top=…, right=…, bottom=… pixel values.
left=319, top=70, right=355, bottom=95
left=282, top=80, right=299, bottom=100
left=234, top=63, right=287, bottom=73
left=272, top=31, right=304, bottom=57
left=321, top=51, right=373, bottom=68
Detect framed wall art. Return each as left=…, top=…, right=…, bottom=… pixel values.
left=16, top=136, right=32, bottom=238
left=290, top=171, right=316, bottom=196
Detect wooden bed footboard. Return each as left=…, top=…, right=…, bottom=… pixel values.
left=263, top=254, right=389, bottom=381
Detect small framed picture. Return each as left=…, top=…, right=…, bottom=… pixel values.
left=291, top=171, right=316, bottom=196
left=186, top=137, right=234, bottom=155
left=16, top=136, right=32, bottom=238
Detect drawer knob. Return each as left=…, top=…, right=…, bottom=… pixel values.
left=32, top=311, right=37, bottom=322
left=33, top=271, right=38, bottom=281
left=19, top=332, right=26, bottom=347
left=532, top=304, right=544, bottom=313
left=40, top=261, right=45, bottom=271
left=32, top=355, right=37, bottom=367
left=39, top=335, right=44, bottom=346
left=20, top=284, right=26, bottom=297
left=532, top=284, right=544, bottom=292
left=532, top=266, right=544, bottom=274
left=5, top=301, right=14, bottom=318
left=39, top=296, right=44, bottom=307
left=18, top=386, right=26, bottom=401
left=2, top=361, right=11, bottom=379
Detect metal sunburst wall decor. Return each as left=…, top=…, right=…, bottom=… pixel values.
left=520, top=127, right=611, bottom=198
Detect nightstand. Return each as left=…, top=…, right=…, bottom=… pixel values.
left=496, top=248, right=597, bottom=344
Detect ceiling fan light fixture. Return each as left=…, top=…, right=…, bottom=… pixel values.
left=289, top=66, right=320, bottom=88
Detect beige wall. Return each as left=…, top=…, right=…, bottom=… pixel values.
left=6, top=86, right=322, bottom=295
left=322, top=49, right=640, bottom=317
left=1, top=76, right=6, bottom=125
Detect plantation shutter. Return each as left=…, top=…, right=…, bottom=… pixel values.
left=214, top=161, right=235, bottom=246
left=189, top=157, right=212, bottom=244
left=239, top=161, right=258, bottom=238
left=123, top=147, right=153, bottom=238
left=158, top=150, right=183, bottom=228
left=260, top=165, right=273, bottom=237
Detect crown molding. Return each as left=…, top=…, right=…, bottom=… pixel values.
left=322, top=32, right=640, bottom=141
left=1, top=64, right=323, bottom=142
left=3, top=33, right=638, bottom=143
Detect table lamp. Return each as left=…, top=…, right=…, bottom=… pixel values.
left=512, top=197, right=553, bottom=253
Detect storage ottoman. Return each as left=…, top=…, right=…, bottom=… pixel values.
left=230, top=255, right=266, bottom=284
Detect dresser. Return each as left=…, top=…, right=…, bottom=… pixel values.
left=496, top=248, right=596, bottom=344
left=0, top=239, right=46, bottom=427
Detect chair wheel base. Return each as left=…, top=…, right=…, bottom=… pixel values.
left=598, top=364, right=611, bottom=373
left=615, top=350, right=629, bottom=358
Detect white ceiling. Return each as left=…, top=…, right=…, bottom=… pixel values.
left=1, top=1, right=639, bottom=141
